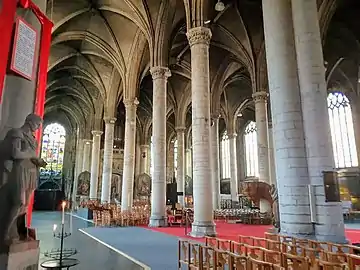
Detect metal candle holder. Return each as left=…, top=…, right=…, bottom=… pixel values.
left=44, top=223, right=77, bottom=267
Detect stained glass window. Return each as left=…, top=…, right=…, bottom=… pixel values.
left=221, top=131, right=231, bottom=179
left=40, top=123, right=66, bottom=176
left=244, top=121, right=259, bottom=177
left=328, top=92, right=358, bottom=168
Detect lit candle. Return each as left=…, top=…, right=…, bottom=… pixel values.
left=61, top=201, right=66, bottom=224
left=53, top=224, right=57, bottom=232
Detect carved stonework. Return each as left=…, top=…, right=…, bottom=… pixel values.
left=77, top=171, right=90, bottom=196
left=0, top=114, right=46, bottom=247
left=186, top=27, right=212, bottom=47
left=135, top=173, right=151, bottom=199
left=252, top=91, right=269, bottom=103
left=150, top=66, right=171, bottom=80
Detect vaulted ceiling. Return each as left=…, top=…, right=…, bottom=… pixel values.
left=44, top=0, right=360, bottom=141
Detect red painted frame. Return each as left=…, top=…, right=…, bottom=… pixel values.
left=10, top=17, right=38, bottom=81
left=0, top=0, right=53, bottom=227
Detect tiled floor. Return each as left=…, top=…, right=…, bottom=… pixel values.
left=33, top=211, right=141, bottom=270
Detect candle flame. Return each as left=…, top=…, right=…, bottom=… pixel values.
left=53, top=224, right=57, bottom=231
left=61, top=201, right=66, bottom=208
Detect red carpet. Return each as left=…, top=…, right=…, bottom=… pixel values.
left=146, top=221, right=360, bottom=244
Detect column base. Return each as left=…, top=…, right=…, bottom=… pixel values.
left=148, top=216, right=167, bottom=227
left=315, top=234, right=349, bottom=245
left=190, top=221, right=216, bottom=238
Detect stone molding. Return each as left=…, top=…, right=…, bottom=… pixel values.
left=252, top=91, right=269, bottom=103
left=150, top=66, right=171, bottom=80
left=104, top=117, right=117, bottom=124
left=187, top=27, right=212, bottom=47
left=175, top=126, right=186, bottom=133
left=91, top=130, right=103, bottom=136
left=140, top=144, right=150, bottom=149
left=124, top=97, right=139, bottom=108
left=227, top=133, right=237, bottom=139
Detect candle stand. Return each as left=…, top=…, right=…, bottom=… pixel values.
left=42, top=223, right=79, bottom=269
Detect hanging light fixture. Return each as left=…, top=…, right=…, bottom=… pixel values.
left=215, top=0, right=225, bottom=12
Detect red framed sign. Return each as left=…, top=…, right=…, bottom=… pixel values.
left=10, top=17, right=38, bottom=81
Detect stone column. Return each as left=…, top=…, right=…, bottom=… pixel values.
left=121, top=99, right=138, bottom=210
left=262, top=0, right=313, bottom=237
left=253, top=91, right=270, bottom=184
left=351, top=98, right=360, bottom=165
left=292, top=0, right=346, bottom=243
left=228, top=133, right=239, bottom=203
left=268, top=122, right=276, bottom=186
left=73, top=135, right=84, bottom=206
left=187, top=27, right=216, bottom=237
left=140, top=145, right=150, bottom=174
left=100, top=117, right=116, bottom=203
left=237, top=132, right=246, bottom=183
left=149, top=66, right=170, bottom=227
left=89, top=130, right=103, bottom=199
left=186, top=149, right=192, bottom=177
left=210, top=118, right=220, bottom=210
left=176, top=127, right=186, bottom=206
left=82, top=139, right=92, bottom=173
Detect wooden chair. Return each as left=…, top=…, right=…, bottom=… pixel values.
left=282, top=253, right=311, bottom=269
left=248, top=256, right=285, bottom=270
left=178, top=240, right=191, bottom=269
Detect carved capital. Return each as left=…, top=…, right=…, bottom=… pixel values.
left=175, top=126, right=186, bottom=133
left=123, top=97, right=139, bottom=108
left=186, top=27, right=212, bottom=47
left=91, top=130, right=103, bottom=136
left=104, top=117, right=117, bottom=124
left=150, top=66, right=171, bottom=80
left=252, top=91, right=269, bottom=103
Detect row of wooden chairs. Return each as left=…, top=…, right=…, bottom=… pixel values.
left=179, top=238, right=360, bottom=269
left=214, top=209, right=272, bottom=225
left=201, top=234, right=360, bottom=269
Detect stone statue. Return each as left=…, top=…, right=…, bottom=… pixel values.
left=0, top=114, right=47, bottom=248
left=270, top=184, right=280, bottom=230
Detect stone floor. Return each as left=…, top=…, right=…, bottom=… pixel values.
left=33, top=211, right=141, bottom=270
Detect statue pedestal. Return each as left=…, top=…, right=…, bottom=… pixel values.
left=0, top=240, right=40, bottom=270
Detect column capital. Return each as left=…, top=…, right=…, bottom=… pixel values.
left=92, top=130, right=103, bottom=136
left=123, top=97, right=139, bottom=108
left=252, top=91, right=269, bottom=103
left=175, top=126, right=186, bottom=133
left=150, top=66, right=171, bottom=80
left=186, top=27, right=212, bottom=47
left=140, top=144, right=150, bottom=149
left=227, top=133, right=237, bottom=139
left=104, top=117, right=117, bottom=124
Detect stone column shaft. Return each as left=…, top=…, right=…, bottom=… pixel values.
left=82, top=139, right=92, bottom=173
left=149, top=67, right=170, bottom=227
left=210, top=118, right=220, bottom=210
left=268, top=123, right=276, bottom=186
left=186, top=149, right=192, bottom=177
left=73, top=135, right=84, bottom=206
left=262, top=0, right=313, bottom=237
left=176, top=127, right=186, bottom=206
left=229, top=134, right=238, bottom=203
left=140, top=145, right=150, bottom=174
left=292, top=0, right=346, bottom=242
left=253, top=91, right=270, bottom=184
left=187, top=27, right=216, bottom=237
left=100, top=118, right=116, bottom=203
left=121, top=100, right=138, bottom=210
left=89, top=130, right=103, bottom=199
